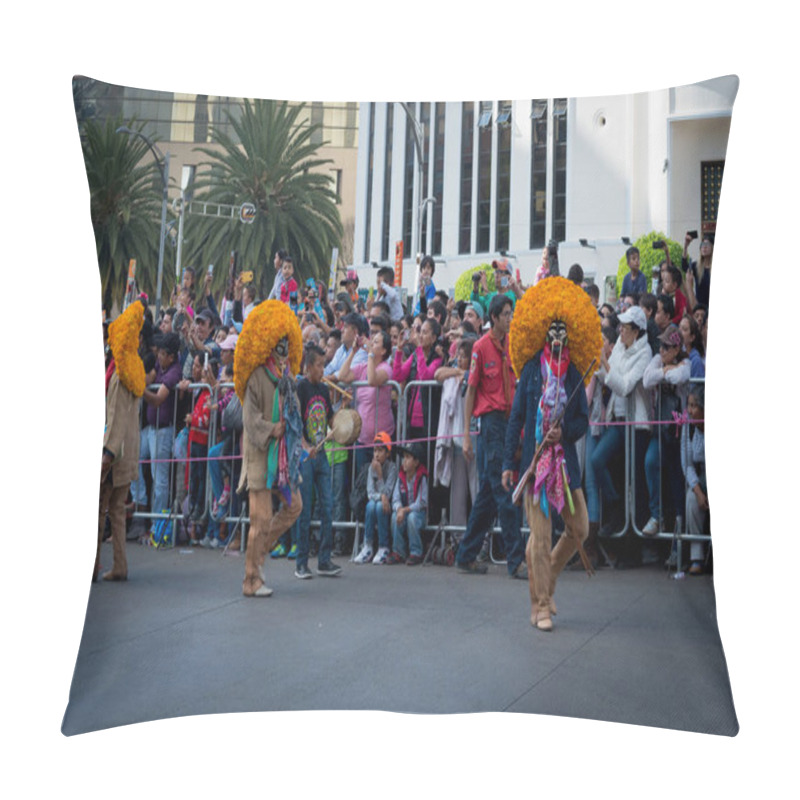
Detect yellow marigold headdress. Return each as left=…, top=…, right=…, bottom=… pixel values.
left=234, top=300, right=303, bottom=401
left=108, top=301, right=146, bottom=397
left=509, top=276, right=601, bottom=385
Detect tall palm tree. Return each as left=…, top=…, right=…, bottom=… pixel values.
left=192, top=99, right=343, bottom=298
left=81, top=115, right=162, bottom=310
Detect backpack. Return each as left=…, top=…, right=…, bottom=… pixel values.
left=150, top=514, right=174, bottom=549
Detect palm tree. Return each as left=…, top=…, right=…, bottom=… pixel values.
left=192, top=99, right=343, bottom=298
left=81, top=115, right=162, bottom=311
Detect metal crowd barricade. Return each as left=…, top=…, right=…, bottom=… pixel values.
left=396, top=379, right=531, bottom=566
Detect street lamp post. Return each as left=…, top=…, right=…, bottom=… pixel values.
left=116, top=126, right=170, bottom=319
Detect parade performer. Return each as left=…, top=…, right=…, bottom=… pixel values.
left=502, top=277, right=601, bottom=631
left=96, top=301, right=146, bottom=582
left=234, top=299, right=305, bottom=597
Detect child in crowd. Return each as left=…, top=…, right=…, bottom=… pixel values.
left=413, top=255, right=437, bottom=315
left=353, top=432, right=398, bottom=564
left=386, top=443, right=428, bottom=565
left=279, top=256, right=299, bottom=306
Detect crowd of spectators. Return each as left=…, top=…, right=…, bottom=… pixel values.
left=108, top=232, right=712, bottom=576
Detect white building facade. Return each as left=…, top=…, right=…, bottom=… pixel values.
left=352, top=76, right=737, bottom=301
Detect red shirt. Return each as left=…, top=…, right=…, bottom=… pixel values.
left=671, top=289, right=688, bottom=323
left=468, top=330, right=516, bottom=418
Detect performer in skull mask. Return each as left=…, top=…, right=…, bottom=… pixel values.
left=234, top=300, right=305, bottom=597
left=502, top=277, right=601, bottom=631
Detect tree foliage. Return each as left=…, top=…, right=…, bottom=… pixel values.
left=81, top=115, right=163, bottom=311
left=191, top=99, right=343, bottom=299
left=615, top=230, right=683, bottom=296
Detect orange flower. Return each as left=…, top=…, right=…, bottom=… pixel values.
left=108, top=302, right=145, bottom=397
left=509, top=276, right=601, bottom=385
left=234, top=300, right=303, bottom=401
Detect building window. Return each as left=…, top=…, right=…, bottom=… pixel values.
left=495, top=101, right=512, bottom=253
left=364, top=103, right=376, bottom=260
left=419, top=103, right=431, bottom=254
left=402, top=103, right=415, bottom=257
left=310, top=102, right=324, bottom=146
left=476, top=101, right=493, bottom=253
left=459, top=102, right=474, bottom=255
left=553, top=98, right=568, bottom=244
left=381, top=104, right=394, bottom=262
left=701, top=160, right=724, bottom=235
left=432, top=103, right=445, bottom=256
left=529, top=99, right=548, bottom=250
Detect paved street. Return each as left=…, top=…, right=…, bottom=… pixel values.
left=62, top=539, right=738, bottom=737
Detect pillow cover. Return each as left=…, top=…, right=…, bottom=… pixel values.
left=64, top=75, right=738, bottom=739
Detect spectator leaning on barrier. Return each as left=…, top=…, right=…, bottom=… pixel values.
left=455, top=293, right=527, bottom=579
left=642, top=323, right=691, bottom=537
left=591, top=305, right=652, bottom=565
left=679, top=313, right=706, bottom=379
left=131, top=331, right=182, bottom=535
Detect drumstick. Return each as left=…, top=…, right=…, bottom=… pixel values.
left=322, top=376, right=353, bottom=401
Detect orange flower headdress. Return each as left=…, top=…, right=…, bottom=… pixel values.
left=509, top=276, right=601, bottom=385
left=108, top=302, right=146, bottom=397
left=234, top=300, right=303, bottom=401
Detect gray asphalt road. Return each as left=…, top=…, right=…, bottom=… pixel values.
left=62, top=540, right=738, bottom=737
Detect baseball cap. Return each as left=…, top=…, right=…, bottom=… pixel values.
left=617, top=305, right=647, bottom=330
left=657, top=323, right=682, bottom=348
left=373, top=432, right=392, bottom=452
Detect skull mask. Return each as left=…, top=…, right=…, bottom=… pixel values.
left=274, top=336, right=290, bottom=361
left=547, top=319, right=568, bottom=355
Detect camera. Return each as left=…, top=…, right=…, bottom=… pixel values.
left=652, top=240, right=665, bottom=250
left=687, top=230, right=698, bottom=240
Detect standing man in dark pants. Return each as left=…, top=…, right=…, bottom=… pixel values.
left=455, top=294, right=527, bottom=578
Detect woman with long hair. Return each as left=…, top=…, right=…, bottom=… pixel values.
left=682, top=233, right=713, bottom=310
left=678, top=313, right=706, bottom=378
left=641, top=323, right=691, bottom=536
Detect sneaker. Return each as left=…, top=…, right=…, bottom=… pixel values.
left=287, top=544, right=298, bottom=560
left=689, top=561, right=703, bottom=576
left=642, top=517, right=660, bottom=536
left=457, top=561, right=488, bottom=575
left=406, top=554, right=423, bottom=566
left=271, top=543, right=288, bottom=559
left=208, top=538, right=220, bottom=550
left=294, top=564, right=313, bottom=580
left=317, top=561, right=342, bottom=577
left=385, top=551, right=406, bottom=565
left=353, top=545, right=374, bottom=564
left=199, top=535, right=211, bottom=548
left=372, top=547, right=390, bottom=564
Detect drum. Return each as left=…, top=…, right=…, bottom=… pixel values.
left=328, top=408, right=362, bottom=446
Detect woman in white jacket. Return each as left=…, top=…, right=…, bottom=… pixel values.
left=590, top=306, right=652, bottom=549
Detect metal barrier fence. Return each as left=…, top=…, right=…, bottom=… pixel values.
left=129, top=371, right=710, bottom=569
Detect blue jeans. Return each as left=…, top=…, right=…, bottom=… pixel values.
left=131, top=425, right=175, bottom=519
left=645, top=431, right=685, bottom=521
left=296, top=451, right=333, bottom=569
left=364, top=498, right=391, bottom=550
left=455, top=412, right=525, bottom=574
left=391, top=509, right=426, bottom=558
left=330, top=458, right=348, bottom=522
left=583, top=433, right=602, bottom=524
